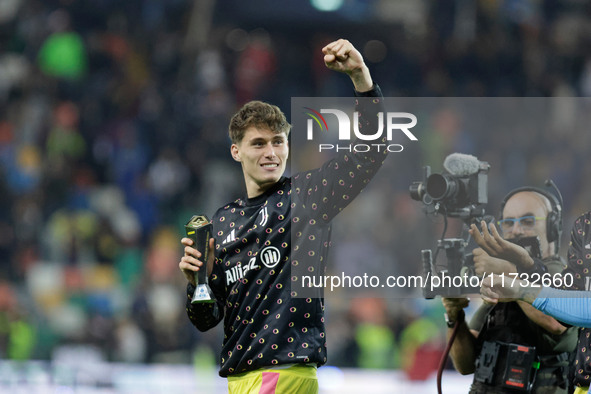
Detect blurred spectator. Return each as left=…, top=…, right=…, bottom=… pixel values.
left=340, top=297, right=398, bottom=370
left=37, top=10, right=87, bottom=80
left=0, top=281, right=35, bottom=360
left=399, top=307, right=445, bottom=381
left=234, top=29, right=276, bottom=105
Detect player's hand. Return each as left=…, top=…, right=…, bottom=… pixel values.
left=322, top=38, right=373, bottom=92
left=322, top=39, right=364, bottom=74
left=441, top=297, right=469, bottom=321
left=472, top=247, right=517, bottom=276
left=481, top=274, right=542, bottom=304
left=480, top=274, right=520, bottom=303
left=470, top=221, right=534, bottom=268
left=179, top=237, right=215, bottom=285
left=480, top=274, right=527, bottom=303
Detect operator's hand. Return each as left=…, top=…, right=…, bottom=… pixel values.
left=472, top=247, right=517, bottom=276
left=179, top=237, right=215, bottom=286
left=442, top=297, right=469, bottom=321
left=470, top=221, right=534, bottom=269
left=322, top=38, right=373, bottom=92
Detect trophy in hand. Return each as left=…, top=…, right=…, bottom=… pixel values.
left=185, top=215, right=216, bottom=304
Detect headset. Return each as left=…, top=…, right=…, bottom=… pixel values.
left=498, top=179, right=563, bottom=254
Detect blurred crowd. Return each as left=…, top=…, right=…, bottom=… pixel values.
left=1, top=0, right=591, bottom=377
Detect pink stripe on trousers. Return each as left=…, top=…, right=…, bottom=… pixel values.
left=259, top=372, right=280, bottom=394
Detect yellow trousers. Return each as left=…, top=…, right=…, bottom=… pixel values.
left=227, top=364, right=318, bottom=394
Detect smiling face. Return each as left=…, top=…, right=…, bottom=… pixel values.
left=231, top=126, right=289, bottom=198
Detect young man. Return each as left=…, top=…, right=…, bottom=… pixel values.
left=442, top=189, right=578, bottom=393
left=178, top=39, right=386, bottom=393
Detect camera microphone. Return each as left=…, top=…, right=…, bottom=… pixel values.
left=443, top=153, right=481, bottom=176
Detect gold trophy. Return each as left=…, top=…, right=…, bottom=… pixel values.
left=185, top=215, right=216, bottom=303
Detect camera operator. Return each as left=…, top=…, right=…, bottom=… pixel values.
left=481, top=210, right=591, bottom=394
left=442, top=188, right=578, bottom=393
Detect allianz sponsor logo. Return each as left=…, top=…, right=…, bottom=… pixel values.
left=304, top=107, right=417, bottom=153
left=225, top=246, right=282, bottom=285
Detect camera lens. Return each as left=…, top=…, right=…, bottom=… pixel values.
left=409, top=182, right=425, bottom=201
left=426, top=173, right=458, bottom=200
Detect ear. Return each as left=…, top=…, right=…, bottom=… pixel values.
left=231, top=144, right=241, bottom=162
left=285, top=139, right=289, bottom=160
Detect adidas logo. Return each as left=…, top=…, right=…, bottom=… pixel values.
left=222, top=229, right=236, bottom=245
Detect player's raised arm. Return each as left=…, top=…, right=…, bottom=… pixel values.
left=322, top=38, right=373, bottom=92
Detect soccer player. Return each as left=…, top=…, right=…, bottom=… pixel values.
left=179, top=39, right=387, bottom=393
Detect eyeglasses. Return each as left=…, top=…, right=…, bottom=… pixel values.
left=497, top=216, right=546, bottom=231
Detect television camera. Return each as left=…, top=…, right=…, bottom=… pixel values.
left=410, top=153, right=490, bottom=298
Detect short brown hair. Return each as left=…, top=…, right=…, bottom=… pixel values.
left=228, top=101, right=291, bottom=144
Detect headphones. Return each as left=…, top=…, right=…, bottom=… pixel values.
left=498, top=180, right=563, bottom=253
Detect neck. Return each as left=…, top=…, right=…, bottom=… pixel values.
left=246, top=180, right=278, bottom=199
